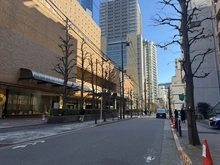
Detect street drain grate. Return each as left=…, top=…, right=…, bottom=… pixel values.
left=198, top=131, right=218, bottom=134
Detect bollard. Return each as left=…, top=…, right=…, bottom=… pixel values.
left=179, top=120, right=182, bottom=137
left=175, top=118, right=178, bottom=132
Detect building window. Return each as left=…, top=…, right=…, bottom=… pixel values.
left=189, top=21, right=201, bottom=28
left=46, top=2, right=50, bottom=8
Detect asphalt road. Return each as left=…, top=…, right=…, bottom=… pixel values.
left=0, top=118, right=177, bottom=165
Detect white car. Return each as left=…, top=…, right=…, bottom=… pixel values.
left=209, top=111, right=220, bottom=128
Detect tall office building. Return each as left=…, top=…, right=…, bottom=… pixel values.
left=99, top=0, right=143, bottom=101
left=143, top=40, right=158, bottom=105
left=77, top=0, right=93, bottom=17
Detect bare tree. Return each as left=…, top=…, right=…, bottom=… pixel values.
left=106, top=62, right=116, bottom=109
left=87, top=53, right=96, bottom=110
left=77, top=39, right=90, bottom=109
left=153, top=0, right=214, bottom=145
left=54, top=19, right=76, bottom=109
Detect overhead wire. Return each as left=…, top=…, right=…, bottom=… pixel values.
left=46, top=0, right=119, bottom=68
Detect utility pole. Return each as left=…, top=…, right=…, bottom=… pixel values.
left=168, top=86, right=171, bottom=117
left=144, top=78, right=147, bottom=114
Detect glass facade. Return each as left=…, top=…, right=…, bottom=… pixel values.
left=77, top=0, right=93, bottom=16
left=107, top=44, right=127, bottom=68
left=5, top=89, right=58, bottom=115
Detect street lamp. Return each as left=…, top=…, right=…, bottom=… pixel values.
left=144, top=78, right=147, bottom=115
left=121, top=41, right=130, bottom=119
left=108, top=41, right=130, bottom=119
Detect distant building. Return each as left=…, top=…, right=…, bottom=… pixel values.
left=143, top=40, right=158, bottom=105
left=158, top=83, right=171, bottom=109
left=77, top=0, right=93, bottom=17
left=99, top=0, right=144, bottom=105
left=170, top=58, right=185, bottom=111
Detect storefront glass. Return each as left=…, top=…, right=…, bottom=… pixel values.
left=6, top=89, right=58, bottom=115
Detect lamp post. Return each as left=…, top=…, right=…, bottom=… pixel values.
left=100, top=59, right=104, bottom=123
left=144, top=78, right=147, bottom=115
left=95, top=59, right=98, bottom=124
left=121, top=41, right=130, bottom=119
left=95, top=59, right=103, bottom=123
left=130, top=89, right=133, bottom=117
left=108, top=41, right=129, bottom=119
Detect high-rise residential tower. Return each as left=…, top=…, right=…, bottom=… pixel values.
left=143, top=40, right=158, bottom=106
left=77, top=0, right=93, bottom=17
left=99, top=0, right=144, bottom=102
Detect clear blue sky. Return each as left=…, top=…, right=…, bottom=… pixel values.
left=93, top=0, right=181, bottom=84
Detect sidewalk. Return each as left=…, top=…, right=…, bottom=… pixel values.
left=171, top=120, right=220, bottom=165
left=0, top=117, right=127, bottom=147
left=0, top=117, right=47, bottom=129
left=0, top=117, right=96, bottom=147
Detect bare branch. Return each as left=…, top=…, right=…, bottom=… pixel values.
left=191, top=48, right=215, bottom=76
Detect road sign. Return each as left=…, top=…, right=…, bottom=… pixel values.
left=179, top=94, right=184, bottom=101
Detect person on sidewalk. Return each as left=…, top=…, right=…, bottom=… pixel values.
left=180, top=108, right=186, bottom=123
left=79, top=108, right=85, bottom=123
left=174, top=109, right=179, bottom=119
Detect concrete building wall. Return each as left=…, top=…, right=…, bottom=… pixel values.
left=189, top=6, right=220, bottom=107
left=0, top=0, right=133, bottom=116
left=171, top=58, right=185, bottom=111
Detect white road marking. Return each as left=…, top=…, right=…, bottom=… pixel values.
left=143, top=149, right=156, bottom=163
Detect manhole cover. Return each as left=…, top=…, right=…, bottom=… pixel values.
left=198, top=132, right=218, bottom=134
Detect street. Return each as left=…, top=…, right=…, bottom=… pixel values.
left=0, top=117, right=179, bottom=165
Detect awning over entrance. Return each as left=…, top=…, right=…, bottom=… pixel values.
left=19, top=68, right=92, bottom=91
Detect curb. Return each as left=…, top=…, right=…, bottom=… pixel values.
left=170, top=121, right=192, bottom=165
left=96, top=116, right=138, bottom=126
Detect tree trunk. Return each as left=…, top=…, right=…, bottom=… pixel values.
left=180, top=0, right=200, bottom=145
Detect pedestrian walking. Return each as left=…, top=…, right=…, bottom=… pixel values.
left=180, top=108, right=186, bottom=123
left=79, top=108, right=85, bottom=122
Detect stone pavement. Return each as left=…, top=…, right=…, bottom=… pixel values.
left=0, top=117, right=96, bottom=147
left=171, top=119, right=220, bottom=165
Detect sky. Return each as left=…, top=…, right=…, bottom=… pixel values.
left=93, top=0, right=181, bottom=84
